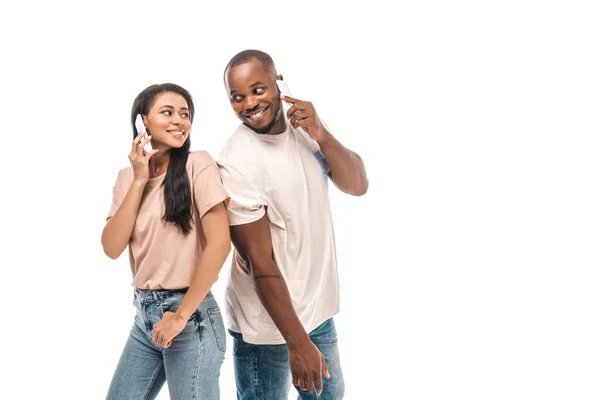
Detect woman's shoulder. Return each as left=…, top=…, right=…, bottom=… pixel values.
left=187, top=151, right=218, bottom=173
left=115, top=166, right=133, bottom=184
left=188, top=150, right=217, bottom=164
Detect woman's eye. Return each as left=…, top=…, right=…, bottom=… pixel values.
left=162, top=110, right=172, bottom=115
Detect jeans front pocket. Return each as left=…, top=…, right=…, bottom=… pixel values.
left=207, top=308, right=226, bottom=352
left=160, top=293, right=197, bottom=322
left=231, top=331, right=240, bottom=354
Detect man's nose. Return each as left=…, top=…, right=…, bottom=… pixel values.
left=243, top=95, right=259, bottom=111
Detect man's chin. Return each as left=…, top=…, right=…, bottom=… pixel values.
left=244, top=117, right=277, bottom=135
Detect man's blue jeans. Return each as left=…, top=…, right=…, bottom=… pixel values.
left=229, top=318, right=345, bottom=399
left=107, top=289, right=226, bottom=399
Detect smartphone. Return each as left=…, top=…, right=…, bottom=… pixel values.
left=276, top=79, right=292, bottom=101
left=135, top=114, right=153, bottom=154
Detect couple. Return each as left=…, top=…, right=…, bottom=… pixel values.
left=102, top=49, right=368, bottom=400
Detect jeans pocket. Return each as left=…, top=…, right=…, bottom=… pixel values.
left=233, top=334, right=239, bottom=354
left=207, top=308, right=226, bottom=352
left=228, top=330, right=242, bottom=354
left=160, top=294, right=197, bottom=322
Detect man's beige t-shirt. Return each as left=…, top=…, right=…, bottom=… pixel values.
left=218, top=122, right=339, bottom=345
left=107, top=151, right=229, bottom=290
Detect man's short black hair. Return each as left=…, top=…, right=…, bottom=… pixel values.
left=225, top=49, right=276, bottom=78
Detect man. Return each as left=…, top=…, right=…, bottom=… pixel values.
left=218, top=49, right=368, bottom=399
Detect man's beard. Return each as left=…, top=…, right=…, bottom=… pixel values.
left=244, top=102, right=281, bottom=134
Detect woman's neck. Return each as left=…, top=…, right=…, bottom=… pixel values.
left=149, top=151, right=171, bottom=178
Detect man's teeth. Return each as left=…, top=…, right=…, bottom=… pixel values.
left=251, top=110, right=264, bottom=119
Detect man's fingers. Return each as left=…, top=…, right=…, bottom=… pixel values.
left=314, top=372, right=323, bottom=395
left=293, top=117, right=312, bottom=129
left=280, top=95, right=300, bottom=104
left=291, top=117, right=307, bottom=128
left=286, top=104, right=298, bottom=119
left=298, top=375, right=308, bottom=391
left=322, top=355, right=330, bottom=378
left=289, top=110, right=308, bottom=124
left=286, top=102, right=308, bottom=119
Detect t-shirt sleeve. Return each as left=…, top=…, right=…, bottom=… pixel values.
left=107, top=168, right=130, bottom=220
left=193, top=161, right=230, bottom=219
left=320, top=119, right=332, bottom=174
left=218, top=162, right=266, bottom=226
left=299, top=119, right=331, bottom=175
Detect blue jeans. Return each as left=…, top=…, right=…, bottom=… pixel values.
left=107, top=289, right=226, bottom=399
left=230, top=318, right=345, bottom=400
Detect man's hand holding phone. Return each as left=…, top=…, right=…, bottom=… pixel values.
left=276, top=79, right=330, bottom=143
left=281, top=95, right=330, bottom=144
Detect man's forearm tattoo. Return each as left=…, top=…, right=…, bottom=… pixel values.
left=254, top=274, right=283, bottom=280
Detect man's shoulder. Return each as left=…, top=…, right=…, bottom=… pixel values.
left=221, top=124, right=252, bottom=149
left=218, top=125, right=255, bottom=169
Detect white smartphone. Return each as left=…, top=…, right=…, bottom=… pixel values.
left=135, top=114, right=153, bottom=154
left=276, top=79, right=292, bottom=101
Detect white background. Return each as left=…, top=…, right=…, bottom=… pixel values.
left=1, top=1, right=599, bottom=399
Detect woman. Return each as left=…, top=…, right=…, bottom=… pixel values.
left=102, top=83, right=230, bottom=399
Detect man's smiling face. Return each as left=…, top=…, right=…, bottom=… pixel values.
left=225, top=58, right=286, bottom=135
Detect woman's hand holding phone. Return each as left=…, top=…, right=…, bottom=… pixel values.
left=135, top=114, right=154, bottom=154
left=130, top=117, right=159, bottom=184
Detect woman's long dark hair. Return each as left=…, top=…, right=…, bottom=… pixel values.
left=131, top=83, right=195, bottom=235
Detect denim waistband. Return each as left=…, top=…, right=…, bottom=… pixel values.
left=134, top=288, right=188, bottom=303
left=134, top=288, right=213, bottom=304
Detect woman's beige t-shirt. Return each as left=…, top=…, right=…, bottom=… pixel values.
left=107, top=151, right=229, bottom=290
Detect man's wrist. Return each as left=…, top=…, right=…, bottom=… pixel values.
left=285, top=331, right=311, bottom=350
left=315, top=129, right=334, bottom=146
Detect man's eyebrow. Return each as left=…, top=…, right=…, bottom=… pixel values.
left=229, top=81, right=266, bottom=95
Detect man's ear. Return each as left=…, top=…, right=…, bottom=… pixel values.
left=277, top=74, right=284, bottom=81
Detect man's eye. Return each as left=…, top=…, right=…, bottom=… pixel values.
left=232, top=95, right=243, bottom=102
left=255, top=87, right=265, bottom=94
